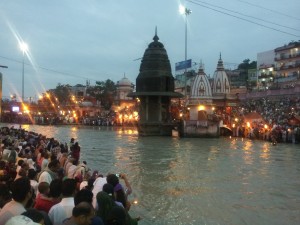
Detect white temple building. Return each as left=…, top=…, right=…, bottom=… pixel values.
left=183, top=54, right=237, bottom=137
left=187, top=62, right=214, bottom=120
left=212, top=53, right=231, bottom=94
left=115, top=75, right=134, bottom=102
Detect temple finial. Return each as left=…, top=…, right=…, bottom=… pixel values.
left=217, top=53, right=224, bottom=70
left=198, top=60, right=205, bottom=73
left=200, top=60, right=205, bottom=70
left=153, top=26, right=159, bottom=42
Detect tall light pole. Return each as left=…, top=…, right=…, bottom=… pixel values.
left=0, top=65, right=8, bottom=120
left=179, top=5, right=191, bottom=97
left=20, top=42, right=28, bottom=102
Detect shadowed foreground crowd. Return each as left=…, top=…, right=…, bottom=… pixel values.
left=0, top=126, right=140, bottom=225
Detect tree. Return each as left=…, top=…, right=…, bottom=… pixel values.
left=52, top=84, right=72, bottom=104
left=86, top=79, right=116, bottom=110
left=238, top=59, right=257, bottom=70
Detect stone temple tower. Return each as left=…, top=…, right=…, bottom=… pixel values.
left=129, top=29, right=182, bottom=136
left=212, top=53, right=230, bottom=94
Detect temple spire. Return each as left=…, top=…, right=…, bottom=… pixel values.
left=217, top=52, right=224, bottom=70
left=153, top=26, right=159, bottom=42
left=198, top=60, right=205, bottom=74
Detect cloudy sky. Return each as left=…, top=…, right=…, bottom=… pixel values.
left=0, top=0, right=299, bottom=101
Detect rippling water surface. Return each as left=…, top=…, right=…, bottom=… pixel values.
left=4, top=124, right=300, bottom=225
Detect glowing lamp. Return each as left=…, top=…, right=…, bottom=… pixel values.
left=19, top=42, right=28, bottom=54
left=198, top=105, right=205, bottom=111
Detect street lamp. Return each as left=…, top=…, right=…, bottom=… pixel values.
left=0, top=65, right=8, bottom=120
left=179, top=5, right=191, bottom=97
left=19, top=42, right=28, bottom=102
left=179, top=5, right=192, bottom=62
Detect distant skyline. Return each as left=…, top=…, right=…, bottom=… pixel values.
left=0, top=0, right=299, bottom=101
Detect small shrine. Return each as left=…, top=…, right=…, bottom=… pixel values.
left=184, top=62, right=219, bottom=137
left=129, top=29, right=183, bottom=136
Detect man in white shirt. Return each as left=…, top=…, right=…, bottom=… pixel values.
left=48, top=178, right=77, bottom=225
left=1, top=146, right=11, bottom=161
left=0, top=177, right=33, bottom=225
left=5, top=215, right=40, bottom=225
left=38, top=159, right=60, bottom=184
left=92, top=176, right=107, bottom=209
left=67, top=160, right=78, bottom=179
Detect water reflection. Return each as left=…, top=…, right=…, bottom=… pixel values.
left=260, top=142, right=271, bottom=160
left=2, top=123, right=300, bottom=225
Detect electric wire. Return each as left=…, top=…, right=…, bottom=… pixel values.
left=190, top=0, right=300, bottom=32
left=187, top=0, right=300, bottom=38
left=237, top=0, right=300, bottom=21
left=0, top=55, right=102, bottom=82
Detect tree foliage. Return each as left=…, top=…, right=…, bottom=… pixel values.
left=46, top=79, right=116, bottom=109
left=86, top=79, right=116, bottom=110
left=52, top=83, right=72, bottom=104
left=238, top=59, right=257, bottom=70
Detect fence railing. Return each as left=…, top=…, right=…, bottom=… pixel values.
left=239, top=85, right=300, bottom=99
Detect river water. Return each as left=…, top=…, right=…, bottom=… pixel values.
left=4, top=124, right=300, bottom=225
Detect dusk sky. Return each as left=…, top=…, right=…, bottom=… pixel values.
left=0, top=0, right=299, bottom=101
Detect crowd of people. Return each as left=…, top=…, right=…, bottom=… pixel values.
left=238, top=96, right=300, bottom=143
left=0, top=126, right=140, bottom=225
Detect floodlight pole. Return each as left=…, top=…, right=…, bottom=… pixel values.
left=20, top=42, right=28, bottom=102
left=184, top=8, right=191, bottom=98
left=22, top=51, right=25, bottom=102
left=0, top=65, right=8, bottom=121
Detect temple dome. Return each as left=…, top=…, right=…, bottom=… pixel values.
left=117, top=76, right=132, bottom=87
left=130, top=28, right=182, bottom=98
left=190, top=62, right=212, bottom=98
left=138, top=31, right=171, bottom=79
left=212, top=54, right=230, bottom=94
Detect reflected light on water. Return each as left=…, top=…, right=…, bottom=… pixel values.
left=117, top=128, right=138, bottom=135
left=69, top=126, right=79, bottom=140
left=115, top=146, right=128, bottom=162
left=229, top=137, right=239, bottom=150
left=243, top=140, right=254, bottom=165
left=2, top=124, right=300, bottom=225
left=132, top=200, right=138, bottom=205
left=243, top=139, right=253, bottom=151
left=260, top=142, right=270, bottom=160
left=21, top=124, right=30, bottom=130
left=71, top=127, right=78, bottom=131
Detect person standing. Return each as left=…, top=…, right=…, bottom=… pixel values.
left=71, top=142, right=80, bottom=162
left=34, top=182, right=57, bottom=213
left=0, top=177, right=33, bottom=225
left=72, top=189, right=104, bottom=225
left=48, top=178, right=77, bottom=225
left=38, top=159, right=60, bottom=184
left=62, top=202, right=95, bottom=225
left=69, top=138, right=75, bottom=152
left=92, top=175, right=107, bottom=209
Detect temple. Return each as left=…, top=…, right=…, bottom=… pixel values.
left=128, top=29, right=183, bottom=136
